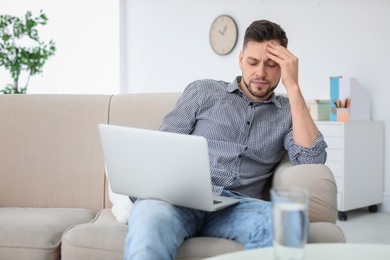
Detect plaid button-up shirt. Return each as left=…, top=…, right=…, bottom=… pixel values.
left=159, top=76, right=327, bottom=199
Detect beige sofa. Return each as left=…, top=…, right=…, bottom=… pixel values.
left=0, top=93, right=345, bottom=260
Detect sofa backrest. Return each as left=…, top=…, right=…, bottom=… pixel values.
left=0, top=94, right=111, bottom=210
left=0, top=93, right=181, bottom=210
left=105, top=93, right=181, bottom=207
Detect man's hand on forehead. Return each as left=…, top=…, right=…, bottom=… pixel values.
left=265, top=41, right=299, bottom=88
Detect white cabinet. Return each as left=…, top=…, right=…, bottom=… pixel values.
left=315, top=121, right=385, bottom=220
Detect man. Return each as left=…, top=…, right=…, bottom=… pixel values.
left=124, top=19, right=327, bottom=259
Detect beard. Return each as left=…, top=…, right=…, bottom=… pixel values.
left=242, top=77, right=279, bottom=100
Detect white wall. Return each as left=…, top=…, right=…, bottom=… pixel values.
left=0, top=0, right=120, bottom=94
left=123, top=0, right=390, bottom=211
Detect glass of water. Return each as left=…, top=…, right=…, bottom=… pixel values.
left=271, top=188, right=309, bottom=260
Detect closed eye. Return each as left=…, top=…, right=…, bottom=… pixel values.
left=247, top=57, right=259, bottom=66
left=266, top=61, right=278, bottom=68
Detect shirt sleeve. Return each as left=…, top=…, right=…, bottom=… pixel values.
left=159, top=81, right=200, bottom=134
left=283, top=128, right=328, bottom=165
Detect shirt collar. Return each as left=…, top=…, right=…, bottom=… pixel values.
left=227, top=76, right=282, bottom=109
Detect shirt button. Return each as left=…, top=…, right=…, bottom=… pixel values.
left=249, top=102, right=254, bottom=106
left=246, top=121, right=250, bottom=125
left=238, top=154, right=242, bottom=158
left=244, top=147, right=248, bottom=151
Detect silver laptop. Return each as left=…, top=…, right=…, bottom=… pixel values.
left=98, top=124, right=240, bottom=212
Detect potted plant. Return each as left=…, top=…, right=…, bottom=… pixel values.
left=0, top=10, right=56, bottom=94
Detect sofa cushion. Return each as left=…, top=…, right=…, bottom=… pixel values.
left=61, top=209, right=244, bottom=260
left=177, top=237, right=243, bottom=260
left=61, top=209, right=128, bottom=260
left=0, top=208, right=97, bottom=260
left=308, top=222, right=346, bottom=243
left=61, top=212, right=345, bottom=260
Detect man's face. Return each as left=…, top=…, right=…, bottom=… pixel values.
left=238, top=40, right=281, bottom=101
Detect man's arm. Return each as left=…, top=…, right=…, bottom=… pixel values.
left=266, top=41, right=319, bottom=148
left=159, top=81, right=199, bottom=134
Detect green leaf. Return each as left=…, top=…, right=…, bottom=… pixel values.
left=0, top=10, right=56, bottom=93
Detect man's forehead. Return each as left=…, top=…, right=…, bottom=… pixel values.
left=243, top=41, right=276, bottom=62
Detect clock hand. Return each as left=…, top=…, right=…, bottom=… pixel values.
left=219, top=25, right=227, bottom=35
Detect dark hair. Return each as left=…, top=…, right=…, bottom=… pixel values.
left=243, top=20, right=288, bottom=49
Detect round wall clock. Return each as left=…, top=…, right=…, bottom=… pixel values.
left=209, top=15, right=238, bottom=55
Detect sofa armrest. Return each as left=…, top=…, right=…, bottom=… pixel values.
left=272, top=162, right=338, bottom=224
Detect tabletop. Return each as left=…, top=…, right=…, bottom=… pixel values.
left=205, top=243, right=390, bottom=260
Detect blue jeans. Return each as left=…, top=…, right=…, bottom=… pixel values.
left=124, top=190, right=273, bottom=260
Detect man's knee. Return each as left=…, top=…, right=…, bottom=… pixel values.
left=129, top=199, right=178, bottom=228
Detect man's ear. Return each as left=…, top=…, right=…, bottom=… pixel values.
left=238, top=51, right=244, bottom=70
